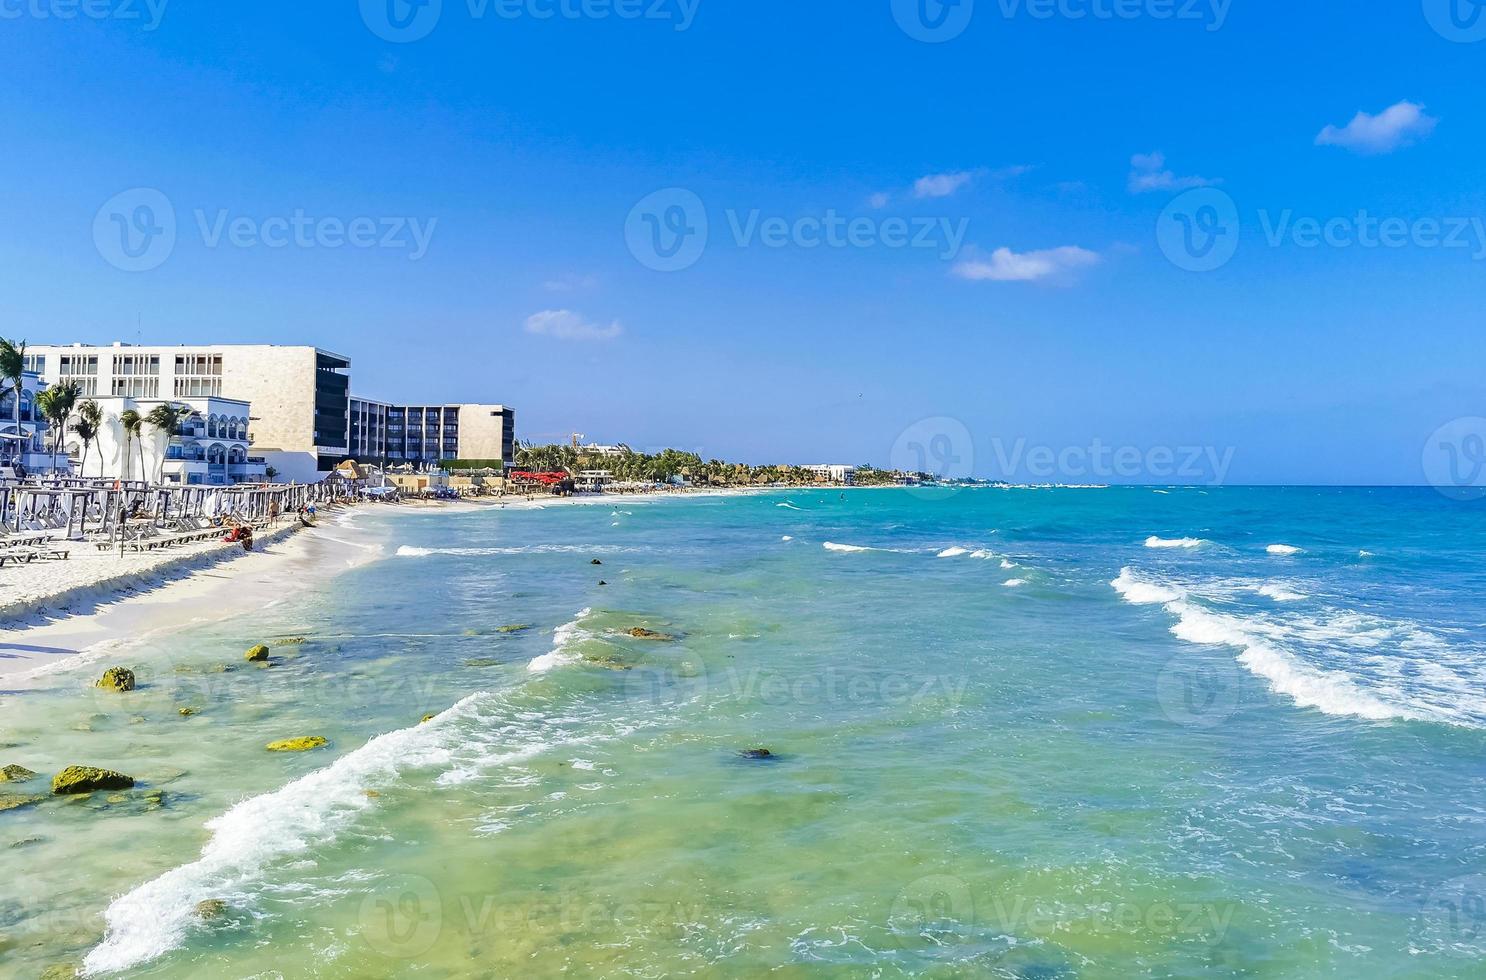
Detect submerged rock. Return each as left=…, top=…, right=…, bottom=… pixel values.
left=194, top=899, right=228, bottom=920
left=598, top=580, right=608, bottom=586
left=97, top=667, right=136, bottom=692
left=105, top=794, right=129, bottom=805
left=0, top=764, right=36, bottom=783
left=739, top=748, right=774, bottom=760
left=265, top=736, right=327, bottom=752
left=464, top=658, right=501, bottom=668
left=272, top=637, right=305, bottom=647
left=143, top=790, right=166, bottom=809
left=627, top=628, right=673, bottom=641
left=0, top=794, right=45, bottom=813
left=9, top=837, right=44, bottom=848
left=244, top=645, right=270, bottom=663
left=421, top=714, right=437, bottom=724
left=583, top=653, right=633, bottom=671
left=497, top=624, right=531, bottom=634
left=51, top=766, right=135, bottom=795
left=178, top=707, right=199, bottom=717
left=590, top=559, right=603, bottom=565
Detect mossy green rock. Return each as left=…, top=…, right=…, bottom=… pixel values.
left=0, top=764, right=36, bottom=782
left=0, top=794, right=45, bottom=813
left=464, top=658, right=501, bottom=668
left=497, top=624, right=531, bottom=634
left=97, top=667, right=136, bottom=692
left=194, top=898, right=228, bottom=920
left=627, top=627, right=672, bottom=641
left=178, top=707, right=198, bottom=717
left=271, top=637, right=305, bottom=646
left=244, top=645, right=270, bottom=662
left=51, top=766, right=135, bottom=795
left=265, top=736, right=327, bottom=752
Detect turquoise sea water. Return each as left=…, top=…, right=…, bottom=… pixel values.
left=3, top=487, right=1486, bottom=978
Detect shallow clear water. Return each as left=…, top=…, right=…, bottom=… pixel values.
left=3, top=487, right=1486, bottom=978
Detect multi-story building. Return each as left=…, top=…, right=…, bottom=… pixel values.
left=30, top=343, right=515, bottom=481
left=349, top=398, right=515, bottom=467
left=31, top=343, right=352, bottom=481
left=0, top=370, right=56, bottom=472
left=73, top=396, right=267, bottom=485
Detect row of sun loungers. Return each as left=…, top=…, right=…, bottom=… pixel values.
left=0, top=531, right=70, bottom=567
left=96, top=516, right=272, bottom=553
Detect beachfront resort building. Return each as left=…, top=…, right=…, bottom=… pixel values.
left=63, top=396, right=267, bottom=486
left=348, top=398, right=516, bottom=467
left=29, top=343, right=518, bottom=482
left=804, top=464, right=858, bottom=484
left=0, top=370, right=57, bottom=472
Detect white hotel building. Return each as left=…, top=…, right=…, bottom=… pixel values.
left=28, top=343, right=516, bottom=482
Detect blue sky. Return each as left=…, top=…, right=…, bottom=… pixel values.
left=1, top=1, right=1482, bottom=483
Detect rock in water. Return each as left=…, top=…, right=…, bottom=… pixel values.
left=0, top=764, right=36, bottom=783
left=421, top=714, right=437, bottom=724
left=244, top=645, right=270, bottom=663
left=628, top=628, right=672, bottom=640
left=591, top=559, right=603, bottom=565
left=0, top=794, right=45, bottom=813
left=97, top=667, right=136, bottom=692
left=739, top=748, right=774, bottom=760
left=464, top=658, right=501, bottom=668
left=194, top=899, right=228, bottom=920
left=51, top=766, right=135, bottom=794
left=497, top=624, right=531, bottom=634
left=264, top=736, right=328, bottom=752
left=178, top=707, right=199, bottom=717
left=272, top=637, right=305, bottom=646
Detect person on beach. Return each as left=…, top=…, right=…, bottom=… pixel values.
left=268, top=499, right=280, bottom=526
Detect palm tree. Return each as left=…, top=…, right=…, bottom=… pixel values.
left=35, top=381, right=79, bottom=473
left=0, top=338, right=25, bottom=466
left=145, top=403, right=193, bottom=483
left=119, top=409, right=143, bottom=482
left=71, top=399, right=102, bottom=477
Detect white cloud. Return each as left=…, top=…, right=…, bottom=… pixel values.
left=1316, top=100, right=1438, bottom=155
left=524, top=309, right=622, bottom=341
left=951, top=246, right=1101, bottom=284
left=868, top=192, right=891, bottom=210
left=1128, top=151, right=1218, bottom=194
left=913, top=171, right=976, bottom=199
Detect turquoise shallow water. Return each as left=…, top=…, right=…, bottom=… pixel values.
left=3, top=487, right=1486, bottom=978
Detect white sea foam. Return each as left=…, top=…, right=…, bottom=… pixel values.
left=970, top=550, right=995, bottom=560
left=1110, top=567, right=1480, bottom=726
left=1003, top=579, right=1027, bottom=588
left=1145, top=536, right=1206, bottom=549
left=83, top=693, right=485, bottom=976
left=781, top=535, right=794, bottom=542
left=1000, top=559, right=1016, bottom=570
left=937, top=547, right=971, bottom=558
left=823, top=542, right=871, bottom=553
left=1257, top=582, right=1306, bottom=602
left=1266, top=544, right=1303, bottom=556
left=776, top=502, right=803, bottom=511
left=527, top=609, right=593, bottom=673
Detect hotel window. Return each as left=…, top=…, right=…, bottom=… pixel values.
left=174, top=354, right=224, bottom=397
left=22, top=354, right=45, bottom=374
left=58, top=355, right=100, bottom=396
left=111, top=354, right=161, bottom=397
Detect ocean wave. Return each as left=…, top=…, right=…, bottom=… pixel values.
left=1111, top=567, right=1483, bottom=727
left=1145, top=536, right=1207, bottom=549
left=937, top=547, right=971, bottom=558
left=1266, top=544, right=1303, bottom=556
left=823, top=542, right=872, bottom=553
left=83, top=692, right=488, bottom=976
left=527, top=609, right=593, bottom=673
left=1000, top=559, right=1016, bottom=570
left=1003, top=579, right=1027, bottom=588
left=1257, top=582, right=1306, bottom=602
left=776, top=502, right=803, bottom=511
left=780, top=535, right=793, bottom=542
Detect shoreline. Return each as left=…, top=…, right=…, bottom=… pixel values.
left=0, top=486, right=794, bottom=685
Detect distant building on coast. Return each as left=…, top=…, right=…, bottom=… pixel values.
left=0, top=369, right=53, bottom=472
left=78, top=395, right=266, bottom=486
left=804, top=464, right=857, bottom=484
left=28, top=343, right=516, bottom=482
